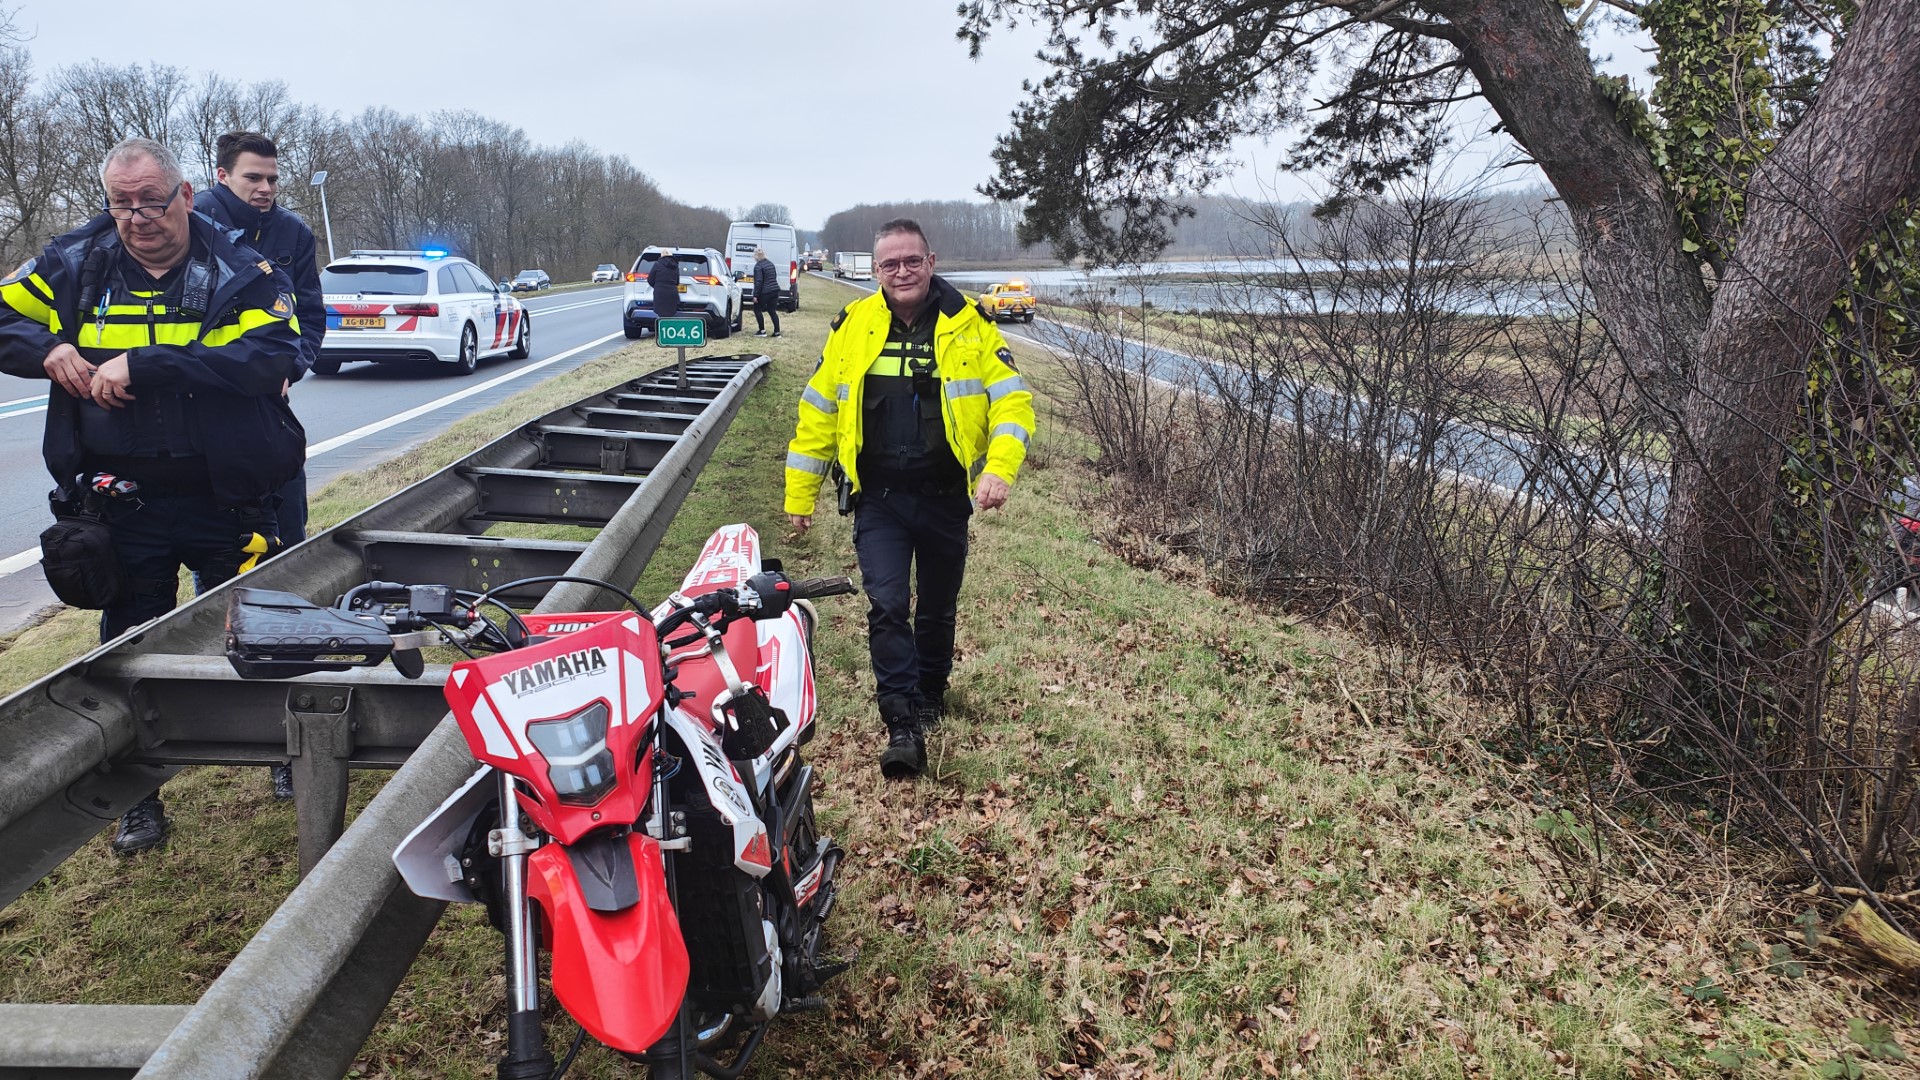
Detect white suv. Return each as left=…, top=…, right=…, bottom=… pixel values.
left=622, top=246, right=742, bottom=340
left=318, top=250, right=530, bottom=376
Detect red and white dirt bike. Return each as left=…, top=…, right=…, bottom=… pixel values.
left=225, top=524, right=855, bottom=1078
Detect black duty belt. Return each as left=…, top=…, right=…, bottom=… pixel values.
left=85, top=454, right=214, bottom=497
left=863, top=471, right=967, bottom=497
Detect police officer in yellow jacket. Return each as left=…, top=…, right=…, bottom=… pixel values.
left=785, top=219, right=1035, bottom=778
left=0, top=137, right=305, bottom=853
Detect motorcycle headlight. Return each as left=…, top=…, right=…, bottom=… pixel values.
left=526, top=701, right=616, bottom=806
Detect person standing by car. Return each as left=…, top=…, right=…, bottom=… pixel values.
left=751, top=247, right=781, bottom=338
left=647, top=248, right=680, bottom=327
left=193, top=131, right=322, bottom=802
left=0, top=137, right=305, bottom=852
left=783, top=219, right=1035, bottom=779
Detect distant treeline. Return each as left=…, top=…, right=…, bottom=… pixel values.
left=0, top=28, right=1571, bottom=284
left=0, top=45, right=732, bottom=282
left=820, top=190, right=1571, bottom=263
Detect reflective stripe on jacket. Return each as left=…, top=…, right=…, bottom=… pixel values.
left=784, top=275, right=1035, bottom=515
left=194, top=184, right=326, bottom=376
left=0, top=213, right=306, bottom=507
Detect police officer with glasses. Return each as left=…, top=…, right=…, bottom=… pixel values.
left=785, top=219, right=1035, bottom=779
left=0, top=137, right=305, bottom=853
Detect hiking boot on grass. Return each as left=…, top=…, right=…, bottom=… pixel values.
left=271, top=763, right=294, bottom=800
left=111, top=794, right=169, bottom=855
left=880, top=725, right=926, bottom=779
left=915, top=687, right=946, bottom=730
left=878, top=694, right=926, bottom=779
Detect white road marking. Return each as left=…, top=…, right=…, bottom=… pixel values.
left=0, top=297, right=620, bottom=424
left=305, top=331, right=621, bottom=455
left=526, top=295, right=623, bottom=317
left=0, top=329, right=627, bottom=579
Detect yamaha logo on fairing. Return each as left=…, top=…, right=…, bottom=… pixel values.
left=500, top=648, right=608, bottom=696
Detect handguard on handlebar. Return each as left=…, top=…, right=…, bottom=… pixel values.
left=226, top=582, right=478, bottom=680
left=226, top=587, right=398, bottom=679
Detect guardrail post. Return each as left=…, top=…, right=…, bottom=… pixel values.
left=287, top=686, right=357, bottom=879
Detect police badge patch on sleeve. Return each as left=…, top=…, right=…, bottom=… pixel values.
left=271, top=293, right=293, bottom=317
left=1, top=258, right=36, bottom=286
left=996, top=346, right=1019, bottom=371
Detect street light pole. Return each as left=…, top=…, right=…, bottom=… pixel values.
left=308, top=170, right=335, bottom=263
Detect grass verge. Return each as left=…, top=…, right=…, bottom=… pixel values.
left=0, top=277, right=1909, bottom=1078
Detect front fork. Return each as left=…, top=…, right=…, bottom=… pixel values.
left=494, top=772, right=555, bottom=1080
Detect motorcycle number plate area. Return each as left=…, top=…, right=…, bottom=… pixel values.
left=663, top=706, right=774, bottom=877
left=526, top=832, right=689, bottom=1054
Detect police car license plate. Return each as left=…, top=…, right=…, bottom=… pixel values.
left=340, top=316, right=384, bottom=328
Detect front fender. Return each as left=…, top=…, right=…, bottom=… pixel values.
left=525, top=833, right=689, bottom=1054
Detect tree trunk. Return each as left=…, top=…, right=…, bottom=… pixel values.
left=1664, top=0, right=1920, bottom=694
left=1433, top=0, right=1713, bottom=401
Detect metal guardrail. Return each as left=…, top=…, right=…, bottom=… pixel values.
left=0, top=354, right=771, bottom=1079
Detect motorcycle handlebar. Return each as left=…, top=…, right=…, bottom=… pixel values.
left=788, top=576, right=858, bottom=600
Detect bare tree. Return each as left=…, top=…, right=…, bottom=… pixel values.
left=740, top=201, right=791, bottom=224
left=0, top=41, right=62, bottom=263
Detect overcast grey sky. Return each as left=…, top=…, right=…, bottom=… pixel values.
left=13, top=0, right=1261, bottom=231
left=13, top=2, right=1650, bottom=231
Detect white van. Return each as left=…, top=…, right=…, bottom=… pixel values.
left=725, top=220, right=800, bottom=312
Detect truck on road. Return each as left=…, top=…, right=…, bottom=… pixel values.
left=834, top=251, right=873, bottom=281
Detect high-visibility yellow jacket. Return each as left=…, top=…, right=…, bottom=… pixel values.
left=785, top=277, right=1035, bottom=515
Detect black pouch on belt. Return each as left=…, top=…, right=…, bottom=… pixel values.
left=832, top=461, right=855, bottom=515
left=39, top=504, right=124, bottom=609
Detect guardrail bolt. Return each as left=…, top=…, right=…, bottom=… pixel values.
left=329, top=695, right=345, bottom=711
left=295, top=693, right=314, bottom=710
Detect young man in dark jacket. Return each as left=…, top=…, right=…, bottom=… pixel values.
left=194, top=132, right=322, bottom=536
left=751, top=248, right=781, bottom=337
left=0, top=137, right=305, bottom=851
left=193, top=130, right=324, bottom=801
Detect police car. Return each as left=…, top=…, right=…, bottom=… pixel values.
left=315, top=249, right=531, bottom=377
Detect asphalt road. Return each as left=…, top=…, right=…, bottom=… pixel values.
left=0, top=283, right=636, bottom=634
left=812, top=268, right=1665, bottom=526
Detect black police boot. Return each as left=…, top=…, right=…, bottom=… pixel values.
left=916, top=686, right=946, bottom=730
left=877, top=694, right=926, bottom=780
left=271, top=763, right=294, bottom=800
left=111, top=794, right=169, bottom=855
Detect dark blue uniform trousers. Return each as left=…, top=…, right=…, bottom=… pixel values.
left=100, top=493, right=246, bottom=642
left=852, top=487, right=972, bottom=713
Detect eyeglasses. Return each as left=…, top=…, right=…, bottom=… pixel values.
left=102, top=184, right=183, bottom=221
left=876, top=255, right=929, bottom=275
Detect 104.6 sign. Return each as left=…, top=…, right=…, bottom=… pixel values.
left=656, top=317, right=705, bottom=348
